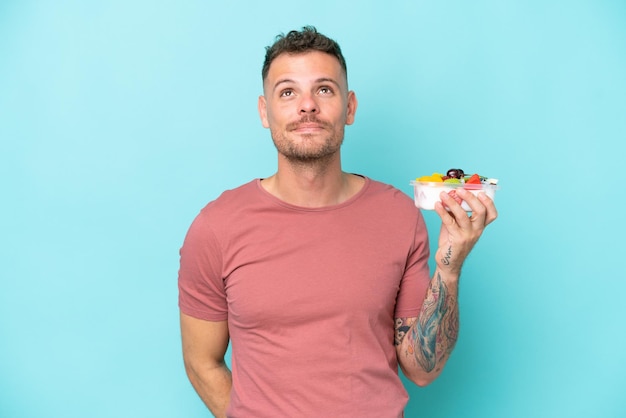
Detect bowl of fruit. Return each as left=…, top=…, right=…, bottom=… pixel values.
left=410, top=168, right=499, bottom=211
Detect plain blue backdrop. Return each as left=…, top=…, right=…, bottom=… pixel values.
left=1, top=1, right=624, bottom=417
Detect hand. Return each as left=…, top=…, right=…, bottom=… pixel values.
left=433, top=188, right=498, bottom=275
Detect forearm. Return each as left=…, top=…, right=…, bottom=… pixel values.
left=396, top=188, right=496, bottom=385
left=185, top=361, right=232, bottom=418
left=397, top=269, right=460, bottom=386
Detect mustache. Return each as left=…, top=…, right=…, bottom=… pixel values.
left=286, top=116, right=331, bottom=131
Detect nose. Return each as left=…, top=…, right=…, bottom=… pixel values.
left=299, top=93, right=318, bottom=114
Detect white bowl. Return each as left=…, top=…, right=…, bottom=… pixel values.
left=410, top=181, right=498, bottom=211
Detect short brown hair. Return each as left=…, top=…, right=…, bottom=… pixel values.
left=262, top=26, right=347, bottom=82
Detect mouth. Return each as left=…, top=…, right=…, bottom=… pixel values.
left=291, top=123, right=325, bottom=133
left=287, top=117, right=329, bottom=133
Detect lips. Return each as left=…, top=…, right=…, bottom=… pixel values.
left=292, top=123, right=324, bottom=132
left=287, top=117, right=329, bottom=132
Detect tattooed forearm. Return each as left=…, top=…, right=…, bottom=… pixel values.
left=394, top=318, right=416, bottom=346
left=410, top=272, right=459, bottom=373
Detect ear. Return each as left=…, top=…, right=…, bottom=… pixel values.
left=258, top=95, right=270, bottom=128
left=345, top=90, right=358, bottom=126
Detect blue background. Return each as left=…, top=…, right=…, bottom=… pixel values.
left=1, top=1, right=624, bottom=417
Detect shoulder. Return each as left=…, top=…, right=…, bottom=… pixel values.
left=210, top=179, right=259, bottom=206
left=362, top=177, right=416, bottom=210
left=187, top=180, right=261, bottom=234
left=357, top=177, right=425, bottom=231
left=198, top=179, right=259, bottom=216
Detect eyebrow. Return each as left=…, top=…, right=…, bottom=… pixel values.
left=272, top=77, right=341, bottom=93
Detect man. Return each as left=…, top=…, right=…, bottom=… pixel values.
left=178, top=26, right=497, bottom=417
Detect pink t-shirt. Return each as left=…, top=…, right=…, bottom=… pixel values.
left=179, top=178, right=431, bottom=417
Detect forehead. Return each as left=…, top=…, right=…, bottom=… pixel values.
left=264, top=51, right=346, bottom=89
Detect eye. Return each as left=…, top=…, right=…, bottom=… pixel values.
left=318, top=86, right=333, bottom=95
left=279, top=89, right=294, bottom=98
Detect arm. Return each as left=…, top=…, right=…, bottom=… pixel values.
left=395, top=268, right=459, bottom=386
left=396, top=189, right=497, bottom=386
left=180, top=312, right=232, bottom=418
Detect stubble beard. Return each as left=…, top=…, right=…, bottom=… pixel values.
left=270, top=117, right=345, bottom=166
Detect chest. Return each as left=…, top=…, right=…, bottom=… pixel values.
left=221, top=212, right=409, bottom=330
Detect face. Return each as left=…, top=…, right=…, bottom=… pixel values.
left=258, top=51, right=357, bottom=163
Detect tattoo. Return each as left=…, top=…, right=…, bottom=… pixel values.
left=410, top=273, right=459, bottom=372
left=441, top=245, right=452, bottom=266
left=394, top=317, right=415, bottom=346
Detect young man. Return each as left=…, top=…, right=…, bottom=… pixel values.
left=178, top=26, right=497, bottom=417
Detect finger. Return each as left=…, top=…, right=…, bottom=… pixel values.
left=456, top=189, right=487, bottom=225
left=438, top=191, right=471, bottom=228
left=433, top=200, right=456, bottom=227
left=476, top=192, right=498, bottom=225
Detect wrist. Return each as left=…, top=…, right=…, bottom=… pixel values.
left=434, top=265, right=461, bottom=282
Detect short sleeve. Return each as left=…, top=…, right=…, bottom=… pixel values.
left=178, top=208, right=229, bottom=321
left=394, top=209, right=431, bottom=319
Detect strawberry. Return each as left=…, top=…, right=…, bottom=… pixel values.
left=466, top=174, right=481, bottom=184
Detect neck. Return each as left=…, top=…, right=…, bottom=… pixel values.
left=261, top=154, right=364, bottom=207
